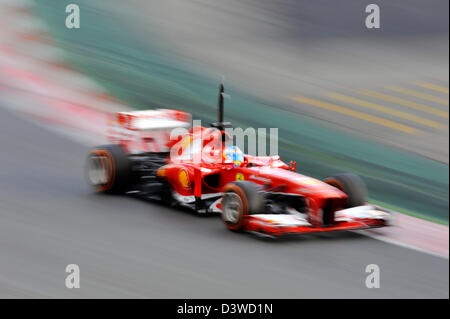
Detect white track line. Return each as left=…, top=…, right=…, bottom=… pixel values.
left=362, top=231, right=449, bottom=260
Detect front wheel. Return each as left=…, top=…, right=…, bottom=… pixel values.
left=324, top=173, right=367, bottom=207
left=221, top=181, right=263, bottom=231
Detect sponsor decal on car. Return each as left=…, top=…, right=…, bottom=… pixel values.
left=178, top=169, right=190, bottom=189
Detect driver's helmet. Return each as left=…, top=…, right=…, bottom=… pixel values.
left=223, top=145, right=244, bottom=166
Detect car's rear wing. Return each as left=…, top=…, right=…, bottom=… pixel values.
left=108, top=109, right=191, bottom=154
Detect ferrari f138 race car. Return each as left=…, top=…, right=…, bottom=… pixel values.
left=86, top=85, right=392, bottom=237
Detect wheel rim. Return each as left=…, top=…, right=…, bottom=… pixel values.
left=87, top=153, right=109, bottom=186
left=222, top=192, right=242, bottom=224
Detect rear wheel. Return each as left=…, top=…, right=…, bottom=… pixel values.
left=324, top=173, right=367, bottom=207
left=86, top=144, right=130, bottom=193
left=221, top=181, right=263, bottom=231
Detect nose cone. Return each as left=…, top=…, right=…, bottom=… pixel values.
left=257, top=167, right=347, bottom=199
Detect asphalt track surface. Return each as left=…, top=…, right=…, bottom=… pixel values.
left=0, top=105, right=448, bottom=298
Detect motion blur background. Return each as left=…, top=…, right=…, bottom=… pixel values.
left=0, top=0, right=448, bottom=297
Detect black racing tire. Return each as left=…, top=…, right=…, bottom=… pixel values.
left=85, top=144, right=130, bottom=194
left=324, top=173, right=368, bottom=207
left=221, top=181, right=263, bottom=232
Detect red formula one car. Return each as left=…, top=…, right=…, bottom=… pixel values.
left=86, top=85, right=391, bottom=237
